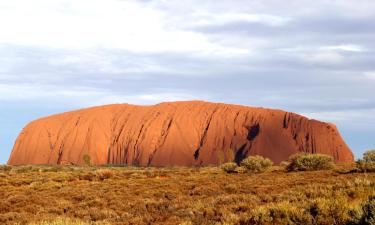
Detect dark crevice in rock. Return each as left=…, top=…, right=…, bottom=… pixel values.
left=247, top=123, right=260, bottom=141
left=283, top=113, right=290, bottom=129
left=194, top=149, right=200, bottom=160
left=148, top=115, right=174, bottom=166
left=193, top=109, right=217, bottom=160
left=235, top=143, right=247, bottom=164
left=57, top=143, right=64, bottom=165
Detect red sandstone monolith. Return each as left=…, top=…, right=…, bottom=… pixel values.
left=8, top=101, right=354, bottom=166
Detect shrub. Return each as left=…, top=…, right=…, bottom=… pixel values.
left=286, top=153, right=334, bottom=171
left=78, top=172, right=96, bottom=181
left=279, top=161, right=290, bottom=169
left=364, top=150, right=375, bottom=162
left=308, top=197, right=350, bottom=225
left=234, top=166, right=247, bottom=174
left=0, top=165, right=12, bottom=172
left=95, top=169, right=114, bottom=180
left=82, top=154, right=91, bottom=166
left=221, top=162, right=238, bottom=173
left=13, top=165, right=38, bottom=173
left=359, top=196, right=375, bottom=225
left=240, top=155, right=273, bottom=173
left=247, top=202, right=311, bottom=225
left=357, top=150, right=375, bottom=172
left=357, top=160, right=375, bottom=173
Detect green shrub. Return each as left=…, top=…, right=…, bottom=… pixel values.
left=357, top=150, right=375, bottom=172
left=82, top=154, right=91, bottom=166
left=220, top=162, right=238, bottom=173
left=286, top=153, right=334, bottom=171
left=240, top=155, right=273, bottom=173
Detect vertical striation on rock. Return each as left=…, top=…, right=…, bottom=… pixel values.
left=7, top=101, right=354, bottom=166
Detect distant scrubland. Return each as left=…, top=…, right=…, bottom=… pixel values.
left=0, top=152, right=375, bottom=225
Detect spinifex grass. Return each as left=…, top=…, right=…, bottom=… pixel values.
left=0, top=165, right=374, bottom=225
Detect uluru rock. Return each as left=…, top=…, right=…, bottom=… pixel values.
left=8, top=101, right=354, bottom=166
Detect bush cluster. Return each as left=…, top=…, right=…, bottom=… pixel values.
left=221, top=155, right=273, bottom=173
left=243, top=195, right=375, bottom=225
left=286, top=153, right=334, bottom=171
left=240, top=155, right=273, bottom=172
left=357, top=150, right=375, bottom=172
left=220, top=162, right=238, bottom=173
left=359, top=196, right=375, bottom=225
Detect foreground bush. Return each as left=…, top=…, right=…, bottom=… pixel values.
left=359, top=196, right=375, bottom=225
left=240, top=155, right=273, bottom=172
left=220, top=162, right=238, bottom=173
left=244, top=196, right=375, bottom=225
left=286, top=153, right=334, bottom=171
left=357, top=150, right=375, bottom=172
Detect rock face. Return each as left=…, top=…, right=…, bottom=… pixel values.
left=8, top=101, right=354, bottom=166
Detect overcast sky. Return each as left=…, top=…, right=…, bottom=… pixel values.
left=1, top=0, right=375, bottom=163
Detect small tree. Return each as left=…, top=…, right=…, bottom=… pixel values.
left=217, top=149, right=235, bottom=164
left=364, top=150, right=375, bottom=162
left=286, top=153, right=334, bottom=171
left=217, top=150, right=225, bottom=165
left=240, top=155, right=273, bottom=173
left=226, top=149, right=235, bottom=162
left=83, top=154, right=91, bottom=166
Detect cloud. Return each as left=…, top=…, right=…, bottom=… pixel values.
left=0, top=0, right=250, bottom=56
left=303, top=109, right=375, bottom=130
left=322, top=45, right=364, bottom=52
left=364, top=71, right=375, bottom=80
left=306, top=51, right=345, bottom=64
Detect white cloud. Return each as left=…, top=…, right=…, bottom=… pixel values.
left=0, top=83, right=208, bottom=107
left=0, top=0, right=249, bottom=56
left=364, top=71, right=375, bottom=80
left=322, top=44, right=364, bottom=52
left=307, top=51, right=345, bottom=64
left=302, top=109, right=375, bottom=129
left=191, top=12, right=290, bottom=27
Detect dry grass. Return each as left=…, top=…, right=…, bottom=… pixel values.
left=0, top=164, right=374, bottom=225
